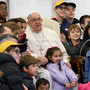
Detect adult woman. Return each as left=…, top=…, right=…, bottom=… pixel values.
left=0, top=41, right=27, bottom=90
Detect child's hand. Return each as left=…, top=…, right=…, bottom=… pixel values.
left=71, top=81, right=77, bottom=87
left=65, top=62, right=72, bottom=68
left=65, top=82, right=71, bottom=88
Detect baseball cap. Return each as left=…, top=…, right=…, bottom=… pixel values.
left=0, top=41, right=26, bottom=53
left=54, top=0, right=68, bottom=8
left=67, top=2, right=76, bottom=8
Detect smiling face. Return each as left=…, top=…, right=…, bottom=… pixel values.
left=49, top=50, right=62, bottom=64
left=27, top=12, right=42, bottom=33
left=69, top=28, right=81, bottom=41
left=0, top=3, right=8, bottom=19
left=54, top=5, right=67, bottom=18
left=66, top=6, right=75, bottom=19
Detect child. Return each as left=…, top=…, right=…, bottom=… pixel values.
left=62, top=24, right=82, bottom=73
left=36, top=78, right=50, bottom=90
left=71, top=22, right=90, bottom=59
left=20, top=55, right=39, bottom=90
left=0, top=1, right=8, bottom=23
left=62, top=24, right=81, bottom=56
left=45, top=47, right=78, bottom=90
left=78, top=82, right=90, bottom=90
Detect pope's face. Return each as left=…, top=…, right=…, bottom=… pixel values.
left=27, top=12, right=42, bottom=33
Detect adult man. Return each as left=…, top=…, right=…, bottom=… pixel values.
left=26, top=12, right=69, bottom=90
left=52, top=0, right=71, bottom=42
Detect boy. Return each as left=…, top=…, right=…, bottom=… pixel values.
left=20, top=55, right=39, bottom=90
left=0, top=1, right=8, bottom=23
left=62, top=24, right=81, bottom=74
left=63, top=24, right=81, bottom=56
left=36, top=78, right=50, bottom=90
left=52, top=0, right=71, bottom=42
left=65, top=2, right=79, bottom=24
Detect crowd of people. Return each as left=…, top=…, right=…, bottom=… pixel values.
left=0, top=0, right=90, bottom=90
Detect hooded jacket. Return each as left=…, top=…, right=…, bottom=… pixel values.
left=0, top=53, right=24, bottom=90
left=84, top=50, right=90, bottom=83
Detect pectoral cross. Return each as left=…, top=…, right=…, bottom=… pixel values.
left=38, top=47, right=44, bottom=55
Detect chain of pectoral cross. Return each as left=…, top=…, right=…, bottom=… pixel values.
left=32, top=30, right=45, bottom=55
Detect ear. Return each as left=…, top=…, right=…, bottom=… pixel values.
left=23, top=66, right=28, bottom=72
left=4, top=51, right=9, bottom=54
left=54, top=8, right=56, bottom=12
left=27, top=21, right=31, bottom=27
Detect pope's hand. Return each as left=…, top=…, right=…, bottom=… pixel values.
left=37, top=56, right=48, bottom=65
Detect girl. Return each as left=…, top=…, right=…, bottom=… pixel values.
left=45, top=47, right=78, bottom=90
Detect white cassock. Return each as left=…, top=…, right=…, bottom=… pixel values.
left=26, top=27, right=69, bottom=90
left=26, top=27, right=69, bottom=63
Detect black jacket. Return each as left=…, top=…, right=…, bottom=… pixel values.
left=21, top=70, right=35, bottom=90
left=71, top=22, right=90, bottom=59
left=0, top=53, right=24, bottom=90
left=52, top=18, right=71, bottom=42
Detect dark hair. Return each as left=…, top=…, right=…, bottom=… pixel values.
left=17, top=18, right=26, bottom=23
left=5, top=45, right=17, bottom=53
left=36, top=78, right=50, bottom=89
left=0, top=24, right=5, bottom=34
left=83, top=22, right=90, bottom=42
left=79, top=15, right=90, bottom=25
left=20, top=55, right=38, bottom=69
left=0, top=1, right=7, bottom=5
left=7, top=18, right=21, bottom=24
left=68, top=24, right=81, bottom=36
left=0, top=34, right=19, bottom=43
left=45, top=47, right=62, bottom=70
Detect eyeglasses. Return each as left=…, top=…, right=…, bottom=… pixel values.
left=29, top=18, right=42, bottom=23
left=13, top=49, right=20, bottom=55
left=58, top=6, right=67, bottom=10
left=0, top=8, right=8, bottom=11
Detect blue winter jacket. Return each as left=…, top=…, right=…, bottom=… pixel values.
left=84, top=50, right=90, bottom=83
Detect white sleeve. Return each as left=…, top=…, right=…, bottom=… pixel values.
left=53, top=31, right=70, bottom=63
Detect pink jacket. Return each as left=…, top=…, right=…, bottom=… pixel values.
left=78, top=82, right=90, bottom=90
